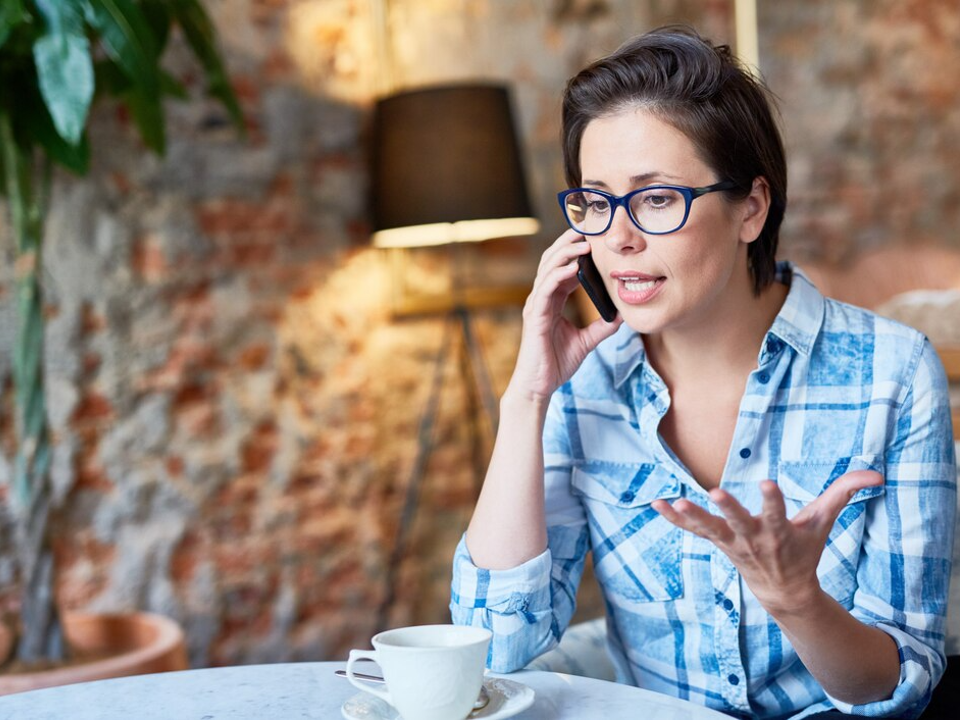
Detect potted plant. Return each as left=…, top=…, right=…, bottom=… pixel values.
left=0, top=0, right=242, bottom=682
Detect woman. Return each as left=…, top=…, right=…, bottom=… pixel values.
left=450, top=26, right=956, bottom=719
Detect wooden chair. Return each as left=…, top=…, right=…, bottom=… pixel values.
left=935, top=345, right=960, bottom=440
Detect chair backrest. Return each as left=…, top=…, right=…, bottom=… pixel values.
left=935, top=345, right=960, bottom=440
left=937, top=344, right=960, bottom=656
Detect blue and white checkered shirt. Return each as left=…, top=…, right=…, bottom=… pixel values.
left=451, top=263, right=957, bottom=719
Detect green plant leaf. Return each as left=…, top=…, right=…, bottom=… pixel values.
left=32, top=0, right=94, bottom=145
left=83, top=0, right=159, bottom=98
left=22, top=82, right=91, bottom=174
left=0, top=0, right=28, bottom=49
left=140, top=0, right=171, bottom=56
left=93, top=57, right=131, bottom=96
left=160, top=69, right=188, bottom=99
left=124, top=84, right=164, bottom=154
left=171, top=0, right=244, bottom=133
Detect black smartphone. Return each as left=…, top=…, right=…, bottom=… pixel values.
left=577, top=252, right=618, bottom=322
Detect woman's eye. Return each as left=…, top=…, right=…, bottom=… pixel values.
left=589, top=199, right=611, bottom=213
left=645, top=194, right=672, bottom=208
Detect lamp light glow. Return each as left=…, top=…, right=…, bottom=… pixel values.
left=372, top=217, right=540, bottom=249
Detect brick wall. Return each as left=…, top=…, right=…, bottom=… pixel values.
left=1, top=0, right=957, bottom=667
left=761, top=0, right=960, bottom=305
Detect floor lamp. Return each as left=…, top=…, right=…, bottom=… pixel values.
left=369, top=84, right=539, bottom=630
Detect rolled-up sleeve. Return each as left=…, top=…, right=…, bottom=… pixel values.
left=450, top=388, right=590, bottom=672
left=829, top=339, right=957, bottom=718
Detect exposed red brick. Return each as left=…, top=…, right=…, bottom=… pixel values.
left=132, top=236, right=168, bottom=282
left=268, top=172, right=294, bottom=195
left=230, top=74, right=260, bottom=104
left=170, top=537, right=199, bottom=585
left=54, top=532, right=117, bottom=608
left=262, top=48, right=295, bottom=80
left=80, top=305, right=106, bottom=333
left=71, top=392, right=115, bottom=425
left=343, top=433, right=374, bottom=458
left=288, top=473, right=322, bottom=493
left=237, top=343, right=271, bottom=370
left=74, top=464, right=114, bottom=492
left=212, top=475, right=261, bottom=508
left=240, top=422, right=278, bottom=474
left=197, top=200, right=259, bottom=236
left=110, top=171, right=132, bottom=194
left=229, top=242, right=276, bottom=268
left=82, top=353, right=101, bottom=376
left=166, top=455, right=185, bottom=477
left=173, top=382, right=212, bottom=409
left=177, top=282, right=211, bottom=305
left=140, top=341, right=221, bottom=392
left=177, top=402, right=220, bottom=437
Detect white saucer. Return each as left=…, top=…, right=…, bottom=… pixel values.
left=341, top=676, right=535, bottom=720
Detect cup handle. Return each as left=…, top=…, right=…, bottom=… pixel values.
left=346, top=649, right=393, bottom=705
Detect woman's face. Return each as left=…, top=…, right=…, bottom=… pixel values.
left=578, top=107, right=762, bottom=337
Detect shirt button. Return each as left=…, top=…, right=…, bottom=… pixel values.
left=722, top=598, right=734, bottom=611
left=620, top=491, right=635, bottom=503
left=728, top=673, right=740, bottom=685
left=758, top=371, right=770, bottom=384
left=739, top=448, right=751, bottom=459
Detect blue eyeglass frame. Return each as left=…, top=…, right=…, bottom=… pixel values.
left=557, top=180, right=739, bottom=236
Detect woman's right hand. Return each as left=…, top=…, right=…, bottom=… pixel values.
left=508, top=229, right=623, bottom=404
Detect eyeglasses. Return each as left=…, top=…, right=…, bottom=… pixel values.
left=557, top=180, right=737, bottom=236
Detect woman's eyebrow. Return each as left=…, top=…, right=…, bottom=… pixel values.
left=581, top=171, right=684, bottom=189
left=630, top=171, right=683, bottom=184
left=580, top=178, right=610, bottom=189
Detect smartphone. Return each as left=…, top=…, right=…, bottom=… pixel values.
left=577, top=252, right=618, bottom=322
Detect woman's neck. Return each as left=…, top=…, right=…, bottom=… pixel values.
left=644, top=275, right=789, bottom=387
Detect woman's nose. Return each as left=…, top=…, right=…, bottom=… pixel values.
left=603, top=206, right=647, bottom=254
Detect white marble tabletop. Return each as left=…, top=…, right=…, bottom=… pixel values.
left=0, top=661, right=732, bottom=719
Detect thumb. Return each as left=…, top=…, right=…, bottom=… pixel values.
left=579, top=314, right=623, bottom=350
left=800, top=469, right=884, bottom=527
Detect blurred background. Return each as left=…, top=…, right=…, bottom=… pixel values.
left=0, top=0, right=958, bottom=668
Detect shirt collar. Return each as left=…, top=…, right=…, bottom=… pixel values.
left=765, top=261, right=825, bottom=359
left=612, top=324, right=646, bottom=389
left=611, top=260, right=825, bottom=388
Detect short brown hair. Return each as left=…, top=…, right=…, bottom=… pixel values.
left=561, top=26, right=786, bottom=294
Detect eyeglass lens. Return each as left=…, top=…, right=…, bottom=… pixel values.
left=563, top=188, right=687, bottom=234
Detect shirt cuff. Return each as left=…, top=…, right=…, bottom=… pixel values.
left=450, top=534, right=553, bottom=613
left=825, top=622, right=942, bottom=718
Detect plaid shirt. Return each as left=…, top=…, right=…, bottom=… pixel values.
left=451, top=263, right=957, bottom=719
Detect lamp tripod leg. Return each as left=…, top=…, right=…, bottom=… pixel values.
left=375, top=314, right=453, bottom=632
left=453, top=307, right=499, bottom=493
left=375, top=308, right=500, bottom=632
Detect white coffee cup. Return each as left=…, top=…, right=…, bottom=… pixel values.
left=346, top=624, right=492, bottom=720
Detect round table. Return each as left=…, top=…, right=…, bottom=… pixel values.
left=0, top=661, right=732, bottom=719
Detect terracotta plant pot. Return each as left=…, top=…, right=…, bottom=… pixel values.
left=0, top=622, right=12, bottom=668
left=0, top=611, right=188, bottom=696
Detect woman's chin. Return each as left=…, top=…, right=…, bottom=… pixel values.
left=617, top=308, right=667, bottom=335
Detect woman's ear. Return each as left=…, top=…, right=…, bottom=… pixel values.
left=739, top=177, right=771, bottom=244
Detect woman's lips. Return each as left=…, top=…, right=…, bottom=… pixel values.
left=614, top=274, right=665, bottom=304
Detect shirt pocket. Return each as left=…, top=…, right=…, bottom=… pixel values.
left=571, top=461, right=684, bottom=603
left=777, top=455, right=884, bottom=606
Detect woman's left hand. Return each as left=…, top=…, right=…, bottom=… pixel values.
left=651, top=470, right=883, bottom=616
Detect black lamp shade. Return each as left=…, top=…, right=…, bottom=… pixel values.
left=371, top=84, right=537, bottom=247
